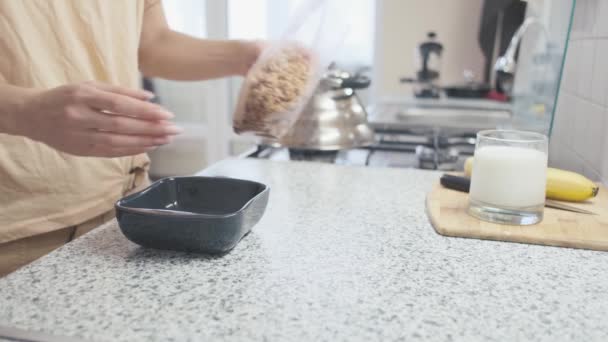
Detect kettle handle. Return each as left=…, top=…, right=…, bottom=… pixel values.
left=341, top=75, right=371, bottom=90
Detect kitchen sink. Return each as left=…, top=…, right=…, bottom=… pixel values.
left=396, top=106, right=511, bottom=129
left=368, top=97, right=512, bottom=132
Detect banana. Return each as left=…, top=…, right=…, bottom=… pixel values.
left=463, top=156, right=599, bottom=202
left=545, top=168, right=599, bottom=202
left=464, top=156, right=474, bottom=178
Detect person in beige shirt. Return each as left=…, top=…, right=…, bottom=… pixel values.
left=0, top=0, right=262, bottom=276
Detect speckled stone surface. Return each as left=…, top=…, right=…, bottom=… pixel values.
left=1, top=159, right=608, bottom=342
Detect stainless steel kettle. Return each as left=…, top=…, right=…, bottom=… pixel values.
left=269, top=68, right=375, bottom=151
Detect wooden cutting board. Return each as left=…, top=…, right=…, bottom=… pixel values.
left=426, top=181, right=608, bottom=251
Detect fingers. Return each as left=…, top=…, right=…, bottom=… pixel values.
left=60, top=104, right=180, bottom=158
left=86, top=131, right=174, bottom=148
left=102, top=116, right=183, bottom=136
left=83, top=87, right=174, bottom=121
left=78, top=108, right=183, bottom=136
left=84, top=81, right=155, bottom=101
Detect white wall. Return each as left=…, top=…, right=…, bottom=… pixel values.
left=550, top=0, right=608, bottom=183
left=373, top=0, right=486, bottom=99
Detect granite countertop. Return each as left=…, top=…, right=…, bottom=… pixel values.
left=1, top=159, right=608, bottom=342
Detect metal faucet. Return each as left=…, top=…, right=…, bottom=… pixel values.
left=494, top=17, right=548, bottom=96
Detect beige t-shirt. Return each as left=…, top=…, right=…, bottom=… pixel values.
left=0, top=0, right=160, bottom=243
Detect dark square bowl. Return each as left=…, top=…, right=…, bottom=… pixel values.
left=115, top=176, right=269, bottom=254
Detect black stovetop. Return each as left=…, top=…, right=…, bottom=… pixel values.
left=248, top=128, right=475, bottom=171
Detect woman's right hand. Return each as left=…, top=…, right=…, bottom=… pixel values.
left=13, top=81, right=182, bottom=157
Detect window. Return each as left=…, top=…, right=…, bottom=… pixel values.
left=228, top=0, right=375, bottom=69
left=163, top=0, right=207, bottom=38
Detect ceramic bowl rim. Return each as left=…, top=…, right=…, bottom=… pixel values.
left=115, top=176, right=269, bottom=219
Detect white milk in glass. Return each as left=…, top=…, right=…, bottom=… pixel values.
left=469, top=145, right=548, bottom=208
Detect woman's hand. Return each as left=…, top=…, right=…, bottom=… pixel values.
left=237, top=40, right=267, bottom=76
left=13, top=81, right=182, bottom=157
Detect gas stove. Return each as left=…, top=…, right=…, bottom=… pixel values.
left=248, top=128, right=475, bottom=171
left=246, top=99, right=509, bottom=171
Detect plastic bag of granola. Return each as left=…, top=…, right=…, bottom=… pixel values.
left=232, top=0, right=350, bottom=139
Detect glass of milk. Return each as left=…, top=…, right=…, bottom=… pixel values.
left=468, top=130, right=548, bottom=225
